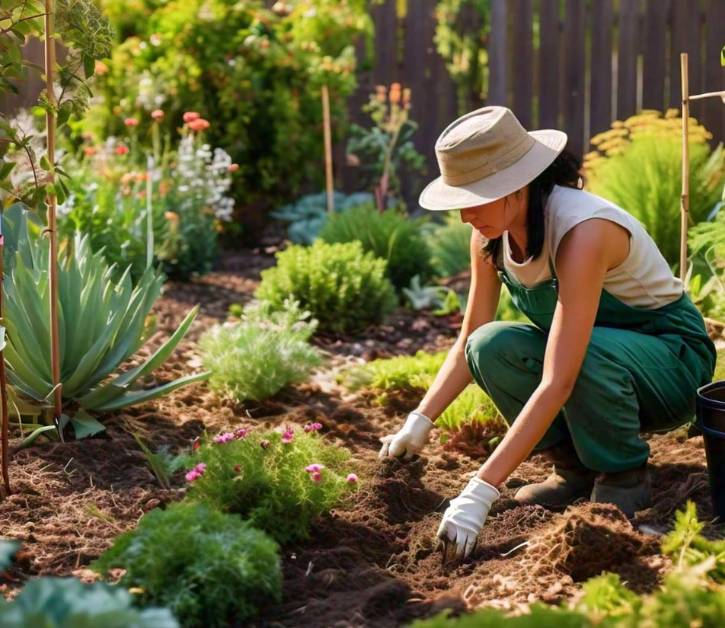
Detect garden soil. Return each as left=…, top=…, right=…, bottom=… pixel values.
left=0, top=249, right=721, bottom=628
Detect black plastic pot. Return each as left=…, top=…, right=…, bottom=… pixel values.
left=696, top=380, right=725, bottom=521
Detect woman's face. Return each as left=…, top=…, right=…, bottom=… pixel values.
left=458, top=195, right=512, bottom=239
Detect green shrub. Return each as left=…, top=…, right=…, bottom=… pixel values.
left=184, top=427, right=357, bottom=544
left=341, top=350, right=499, bottom=430
left=88, top=0, right=370, bottom=214
left=585, top=111, right=724, bottom=267
left=426, top=216, right=472, bottom=278
left=93, top=502, right=280, bottom=627
left=256, top=240, right=397, bottom=333
left=688, top=210, right=725, bottom=320
left=3, top=204, right=208, bottom=432
left=715, top=350, right=725, bottom=382
left=200, top=300, right=321, bottom=403
left=271, top=191, right=374, bottom=244
left=319, top=204, right=432, bottom=290
left=0, top=577, right=177, bottom=628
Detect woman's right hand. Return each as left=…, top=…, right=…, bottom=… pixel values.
left=378, top=411, right=435, bottom=460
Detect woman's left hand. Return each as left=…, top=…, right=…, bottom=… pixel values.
left=437, top=476, right=500, bottom=560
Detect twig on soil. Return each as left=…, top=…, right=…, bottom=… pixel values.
left=500, top=540, right=530, bottom=558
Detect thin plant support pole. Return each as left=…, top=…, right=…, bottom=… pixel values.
left=0, top=214, right=9, bottom=498
left=146, top=155, right=154, bottom=269
left=321, top=85, right=335, bottom=214
left=680, top=53, right=690, bottom=283
left=44, top=0, right=62, bottom=421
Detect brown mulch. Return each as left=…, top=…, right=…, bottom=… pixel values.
left=0, top=249, right=721, bottom=627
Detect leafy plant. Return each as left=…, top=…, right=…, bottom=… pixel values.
left=584, top=110, right=725, bottom=267
left=93, top=502, right=280, bottom=627
left=0, top=539, right=20, bottom=571
left=0, top=577, right=177, bottom=628
left=319, top=204, right=432, bottom=290
left=341, top=350, right=498, bottom=430
left=688, top=209, right=725, bottom=320
left=200, top=300, right=321, bottom=403
left=184, top=427, right=357, bottom=544
left=3, top=205, right=208, bottom=436
left=271, top=191, right=374, bottom=244
left=426, top=216, right=472, bottom=279
left=256, top=240, right=397, bottom=333
left=403, top=275, right=448, bottom=310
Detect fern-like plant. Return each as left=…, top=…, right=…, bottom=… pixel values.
left=256, top=240, right=397, bottom=333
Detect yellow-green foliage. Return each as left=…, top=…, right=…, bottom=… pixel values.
left=341, top=350, right=498, bottom=430
left=714, top=349, right=725, bottom=382
left=584, top=110, right=724, bottom=267
left=256, top=241, right=397, bottom=333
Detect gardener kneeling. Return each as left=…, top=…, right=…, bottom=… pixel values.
left=379, top=107, right=716, bottom=560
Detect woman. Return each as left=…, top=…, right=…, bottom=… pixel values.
left=379, top=107, right=716, bottom=560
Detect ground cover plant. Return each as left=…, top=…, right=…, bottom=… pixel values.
left=341, top=350, right=499, bottom=430
left=199, top=300, right=321, bottom=403
left=584, top=110, right=725, bottom=267
left=93, top=502, right=280, bottom=627
left=319, top=203, right=433, bottom=290
left=256, top=240, right=397, bottom=333
left=183, top=426, right=358, bottom=544
left=3, top=206, right=207, bottom=435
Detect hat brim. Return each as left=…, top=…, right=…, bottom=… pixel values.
left=418, top=129, right=568, bottom=211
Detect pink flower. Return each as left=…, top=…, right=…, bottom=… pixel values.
left=303, top=422, right=323, bottom=433
left=187, top=118, right=210, bottom=132
left=310, top=471, right=322, bottom=483
left=305, top=464, right=324, bottom=473
left=346, top=473, right=358, bottom=484
left=183, top=111, right=200, bottom=123
left=114, top=144, right=129, bottom=155
left=281, top=427, right=294, bottom=444
left=213, top=432, right=235, bottom=444
left=228, top=163, right=239, bottom=173
left=185, top=462, right=207, bottom=482
left=151, top=109, right=164, bottom=121
left=234, top=427, right=250, bottom=440
left=260, top=439, right=270, bottom=449
left=124, top=117, right=139, bottom=127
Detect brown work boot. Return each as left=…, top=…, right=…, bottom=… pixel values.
left=591, top=465, right=652, bottom=517
left=514, top=440, right=596, bottom=509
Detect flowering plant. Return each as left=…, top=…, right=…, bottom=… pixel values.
left=185, top=426, right=357, bottom=544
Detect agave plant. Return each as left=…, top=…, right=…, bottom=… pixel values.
left=2, top=205, right=208, bottom=438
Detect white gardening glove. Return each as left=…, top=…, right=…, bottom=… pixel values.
left=378, top=410, right=435, bottom=460
left=437, top=475, right=500, bottom=560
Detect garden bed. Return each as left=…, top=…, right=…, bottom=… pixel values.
left=0, top=250, right=720, bottom=626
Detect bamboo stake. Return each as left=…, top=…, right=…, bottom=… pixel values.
left=689, top=90, right=725, bottom=102
left=146, top=155, right=154, bottom=269
left=44, top=0, right=62, bottom=424
left=679, top=53, right=690, bottom=283
left=0, top=215, right=10, bottom=498
left=321, top=85, right=335, bottom=214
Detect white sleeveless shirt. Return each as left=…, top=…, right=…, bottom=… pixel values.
left=502, top=185, right=683, bottom=309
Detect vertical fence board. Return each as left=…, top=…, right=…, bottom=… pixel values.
left=642, top=0, right=668, bottom=111
left=488, top=0, right=509, bottom=105
left=563, top=0, right=586, bottom=156
left=617, top=0, right=638, bottom=120
left=538, top=0, right=561, bottom=129
left=703, top=0, right=725, bottom=143
left=371, top=0, right=399, bottom=87
left=590, top=0, right=614, bottom=139
left=512, top=0, right=533, bottom=127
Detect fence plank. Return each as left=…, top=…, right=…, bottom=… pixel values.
left=703, top=0, right=725, bottom=142
left=512, top=0, right=533, bottom=128
left=563, top=0, right=586, bottom=156
left=372, top=0, right=399, bottom=87
left=590, top=0, right=613, bottom=140
left=642, top=0, right=668, bottom=111
left=488, top=0, right=509, bottom=105
left=616, top=0, right=638, bottom=120
left=538, top=0, right=561, bottom=129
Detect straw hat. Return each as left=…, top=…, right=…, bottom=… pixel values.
left=419, top=106, right=568, bottom=211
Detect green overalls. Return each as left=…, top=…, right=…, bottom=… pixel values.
left=465, top=254, right=717, bottom=473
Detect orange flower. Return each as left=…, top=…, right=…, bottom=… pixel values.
left=183, top=111, right=200, bottom=123
left=165, top=211, right=179, bottom=223
left=151, top=109, right=164, bottom=121
left=83, top=146, right=97, bottom=157
left=94, top=60, right=109, bottom=75
left=228, top=163, right=239, bottom=173
left=115, top=144, right=129, bottom=156
left=187, top=118, right=210, bottom=132
left=124, top=117, right=139, bottom=127
left=389, top=83, right=402, bottom=104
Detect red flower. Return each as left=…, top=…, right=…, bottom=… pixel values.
left=114, top=144, right=129, bottom=156
left=124, top=117, right=139, bottom=127
left=187, top=118, right=210, bottom=132
left=151, top=109, right=164, bottom=121
left=183, top=111, right=200, bottom=123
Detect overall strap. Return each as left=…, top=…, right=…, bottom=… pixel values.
left=547, top=253, right=559, bottom=289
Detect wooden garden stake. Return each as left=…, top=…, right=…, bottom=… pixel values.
left=679, top=53, right=690, bottom=283
left=321, top=85, right=335, bottom=214
left=0, top=215, right=10, bottom=498
left=44, top=0, right=63, bottom=423
left=146, top=155, right=154, bottom=269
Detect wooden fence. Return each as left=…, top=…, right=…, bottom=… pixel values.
left=352, top=0, right=725, bottom=178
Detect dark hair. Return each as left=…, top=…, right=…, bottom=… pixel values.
left=483, top=149, right=582, bottom=268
